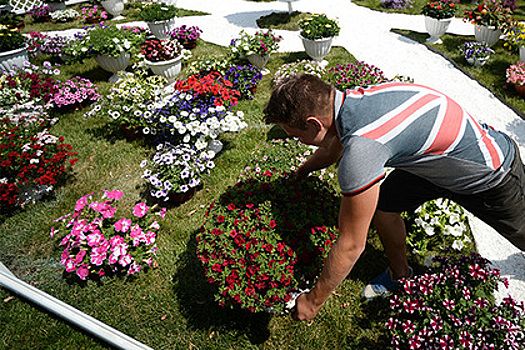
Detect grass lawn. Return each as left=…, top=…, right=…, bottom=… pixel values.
left=0, top=40, right=424, bottom=349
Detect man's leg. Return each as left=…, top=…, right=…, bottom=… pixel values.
left=373, top=210, right=410, bottom=280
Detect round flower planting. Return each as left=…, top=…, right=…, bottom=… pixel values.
left=196, top=170, right=339, bottom=314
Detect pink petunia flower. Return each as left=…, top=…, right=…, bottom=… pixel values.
left=86, top=230, right=104, bottom=247
left=133, top=203, right=149, bottom=218
left=119, top=254, right=132, bottom=267
left=114, top=218, right=132, bottom=232
left=76, top=264, right=90, bottom=280
left=103, top=189, right=123, bottom=200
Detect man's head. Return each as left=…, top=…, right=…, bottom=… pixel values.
left=263, top=74, right=334, bottom=130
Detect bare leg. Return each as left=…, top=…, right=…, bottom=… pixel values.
left=373, top=210, right=410, bottom=280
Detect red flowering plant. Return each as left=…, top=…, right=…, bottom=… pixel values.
left=50, top=190, right=166, bottom=281
left=386, top=249, right=525, bottom=350
left=196, top=169, right=339, bottom=315
left=0, top=116, right=77, bottom=212
left=140, top=38, right=191, bottom=62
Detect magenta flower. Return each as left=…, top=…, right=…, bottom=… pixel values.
left=104, top=189, right=124, bottom=200
left=75, top=196, right=89, bottom=212
left=114, top=218, right=132, bottom=232
left=65, top=259, right=76, bottom=272
left=76, top=264, right=90, bottom=280
left=86, top=230, right=104, bottom=247
left=133, top=202, right=149, bottom=218
left=119, top=254, right=132, bottom=267
left=443, top=298, right=455, bottom=310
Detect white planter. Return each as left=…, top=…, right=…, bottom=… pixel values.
left=145, top=55, right=182, bottom=82
left=0, top=46, right=29, bottom=72
left=424, top=16, right=452, bottom=45
left=95, top=51, right=130, bottom=83
left=466, top=56, right=488, bottom=67
left=278, top=0, right=299, bottom=14
left=300, top=35, right=333, bottom=63
left=101, top=0, right=125, bottom=19
left=247, top=53, right=270, bottom=75
left=48, top=1, right=66, bottom=11
left=474, top=25, right=501, bottom=46
left=147, top=18, right=177, bottom=40
left=520, top=46, right=525, bottom=63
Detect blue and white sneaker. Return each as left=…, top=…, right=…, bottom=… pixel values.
left=362, top=267, right=413, bottom=301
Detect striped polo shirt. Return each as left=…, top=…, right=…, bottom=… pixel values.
left=334, top=82, right=515, bottom=196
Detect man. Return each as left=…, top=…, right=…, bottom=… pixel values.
left=262, top=74, right=525, bottom=321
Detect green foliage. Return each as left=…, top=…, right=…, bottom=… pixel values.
left=299, top=13, right=340, bottom=40
left=420, top=1, right=456, bottom=20
left=0, top=28, right=26, bottom=52
left=137, top=3, right=177, bottom=22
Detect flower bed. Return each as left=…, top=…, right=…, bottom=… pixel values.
left=197, top=170, right=339, bottom=314
left=326, top=60, right=390, bottom=90
left=51, top=190, right=165, bottom=280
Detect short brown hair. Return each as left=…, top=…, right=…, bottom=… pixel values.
left=263, top=74, right=333, bottom=129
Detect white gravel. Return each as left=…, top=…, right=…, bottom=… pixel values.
left=171, top=0, right=525, bottom=302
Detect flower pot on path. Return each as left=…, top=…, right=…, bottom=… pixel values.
left=101, top=0, right=125, bottom=20
left=145, top=55, right=182, bottom=82
left=147, top=18, right=177, bottom=40
left=474, top=25, right=501, bottom=47
left=424, top=16, right=452, bottom=45
left=300, top=35, right=333, bottom=65
left=247, top=53, right=270, bottom=75
left=0, top=46, right=29, bottom=72
left=95, top=51, right=130, bottom=83
left=466, top=56, right=488, bottom=67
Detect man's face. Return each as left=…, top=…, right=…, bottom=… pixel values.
left=279, top=120, right=326, bottom=147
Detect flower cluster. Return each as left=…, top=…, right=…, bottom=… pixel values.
left=459, top=40, right=494, bottom=60
left=52, top=76, right=101, bottom=109
left=50, top=8, right=79, bottom=22
left=387, top=250, right=525, bottom=350
left=0, top=28, right=26, bottom=53
left=403, top=198, right=471, bottom=256
left=463, top=0, right=514, bottom=30
left=420, top=1, right=456, bottom=20
left=138, top=3, right=177, bottom=22
left=299, top=14, right=341, bottom=40
left=197, top=170, right=339, bottom=314
left=79, top=5, right=108, bottom=22
left=169, top=25, right=202, bottom=48
left=141, top=143, right=214, bottom=200
left=84, top=24, right=146, bottom=59
left=243, top=138, right=336, bottom=182
left=381, top=0, right=414, bottom=10
left=504, top=21, right=525, bottom=51
left=28, top=5, right=52, bottom=23
left=326, top=60, right=389, bottom=90
left=0, top=115, right=77, bottom=212
left=229, top=30, right=283, bottom=57
left=141, top=38, right=187, bottom=62
left=188, top=55, right=234, bottom=76
left=506, top=61, right=525, bottom=86
left=51, top=190, right=165, bottom=280
left=224, top=64, right=262, bottom=99
left=36, top=34, right=69, bottom=60
left=273, top=59, right=326, bottom=86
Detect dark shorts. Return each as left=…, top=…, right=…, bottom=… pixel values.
left=377, top=142, right=525, bottom=251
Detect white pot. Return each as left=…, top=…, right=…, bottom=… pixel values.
left=101, top=0, right=125, bottom=18
left=160, top=0, right=177, bottom=6
left=520, top=46, right=525, bottom=63
left=95, top=51, right=130, bottom=83
left=466, top=56, right=488, bottom=67
left=278, top=0, right=299, bottom=13
left=300, top=35, right=333, bottom=62
left=147, top=18, right=177, bottom=40
left=247, top=53, right=270, bottom=74
left=48, top=2, right=66, bottom=11
left=0, top=46, right=29, bottom=72
left=474, top=25, right=501, bottom=46
left=145, top=55, right=182, bottom=82
left=424, top=16, right=452, bottom=45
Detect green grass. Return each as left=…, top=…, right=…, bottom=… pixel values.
left=0, top=41, right=414, bottom=349
left=256, top=11, right=311, bottom=31
left=392, top=29, right=525, bottom=117
left=352, top=0, right=525, bottom=21
left=18, top=3, right=208, bottom=34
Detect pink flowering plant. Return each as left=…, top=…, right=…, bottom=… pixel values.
left=78, top=5, right=108, bottom=23
left=386, top=250, right=525, bottom=349
left=196, top=169, right=339, bottom=315
left=506, top=61, right=525, bottom=86
left=51, top=190, right=165, bottom=281
left=52, top=76, right=101, bottom=110
left=327, top=60, right=390, bottom=90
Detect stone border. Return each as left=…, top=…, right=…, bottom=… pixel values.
left=391, top=28, right=525, bottom=121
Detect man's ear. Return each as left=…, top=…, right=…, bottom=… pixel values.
left=305, top=116, right=323, bottom=131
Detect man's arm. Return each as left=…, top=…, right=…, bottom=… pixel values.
left=292, top=183, right=380, bottom=321
left=296, top=136, right=342, bottom=177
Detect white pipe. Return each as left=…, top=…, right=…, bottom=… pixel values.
left=0, top=263, right=154, bottom=350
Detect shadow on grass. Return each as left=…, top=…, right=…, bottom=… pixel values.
left=173, top=230, right=272, bottom=345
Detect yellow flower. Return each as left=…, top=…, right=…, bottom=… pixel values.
left=325, top=24, right=331, bottom=28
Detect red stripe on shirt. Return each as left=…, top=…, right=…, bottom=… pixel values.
left=423, top=96, right=463, bottom=155
left=341, top=174, right=385, bottom=196
left=468, top=115, right=502, bottom=169
left=360, top=94, right=440, bottom=140
left=345, top=82, right=412, bottom=96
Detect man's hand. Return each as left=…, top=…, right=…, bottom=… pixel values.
left=291, top=292, right=322, bottom=321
